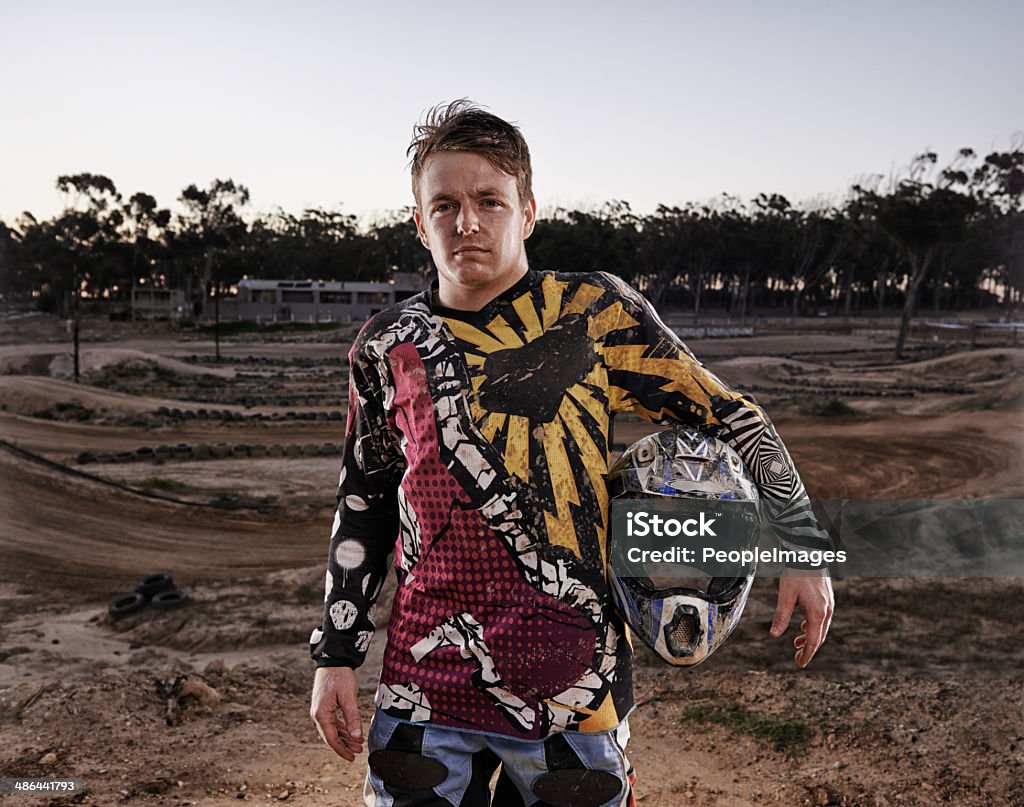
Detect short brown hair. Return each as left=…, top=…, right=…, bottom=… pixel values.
left=408, top=99, right=533, bottom=206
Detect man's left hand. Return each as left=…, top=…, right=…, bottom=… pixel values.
left=770, top=575, right=834, bottom=668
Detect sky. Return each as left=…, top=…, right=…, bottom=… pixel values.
left=1, top=0, right=1020, bottom=226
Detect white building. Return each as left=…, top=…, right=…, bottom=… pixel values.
left=131, top=285, right=190, bottom=320
left=209, top=274, right=428, bottom=323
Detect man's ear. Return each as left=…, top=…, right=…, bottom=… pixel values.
left=413, top=208, right=430, bottom=250
left=522, top=197, right=537, bottom=240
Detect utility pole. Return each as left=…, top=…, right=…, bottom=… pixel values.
left=215, top=279, right=221, bottom=362
left=72, top=250, right=81, bottom=383
left=206, top=251, right=221, bottom=362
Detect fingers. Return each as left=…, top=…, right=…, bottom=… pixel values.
left=773, top=576, right=835, bottom=668
left=310, top=667, right=364, bottom=762
left=793, top=620, right=808, bottom=651
left=770, top=583, right=797, bottom=638
left=337, top=675, right=364, bottom=754
left=801, top=589, right=835, bottom=668
left=311, top=711, right=351, bottom=760
left=311, top=701, right=355, bottom=762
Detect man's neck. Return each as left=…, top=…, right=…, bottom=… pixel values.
left=437, top=266, right=529, bottom=312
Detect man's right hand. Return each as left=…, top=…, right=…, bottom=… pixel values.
left=310, top=666, right=364, bottom=762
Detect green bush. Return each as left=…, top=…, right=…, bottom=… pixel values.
left=797, top=395, right=856, bottom=417
left=681, top=703, right=814, bottom=754
left=138, top=476, right=189, bottom=492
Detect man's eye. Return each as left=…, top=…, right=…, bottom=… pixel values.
left=434, top=203, right=454, bottom=213
left=482, top=200, right=502, bottom=207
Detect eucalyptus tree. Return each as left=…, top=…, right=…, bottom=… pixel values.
left=173, top=178, right=251, bottom=289
left=122, top=192, right=171, bottom=292
left=853, top=152, right=979, bottom=356
left=631, top=204, right=689, bottom=308
left=678, top=204, right=723, bottom=315
left=969, top=141, right=1024, bottom=313
left=53, top=173, right=125, bottom=304
left=173, top=179, right=250, bottom=358
left=364, top=207, right=429, bottom=281
left=529, top=202, right=636, bottom=283
left=787, top=203, right=849, bottom=316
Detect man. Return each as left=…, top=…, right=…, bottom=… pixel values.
left=310, top=100, right=833, bottom=807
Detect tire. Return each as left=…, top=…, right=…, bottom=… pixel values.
left=151, top=589, right=190, bottom=609
left=136, top=573, right=175, bottom=600
left=108, top=592, right=146, bottom=620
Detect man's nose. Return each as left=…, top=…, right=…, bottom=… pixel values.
left=456, top=206, right=480, bottom=236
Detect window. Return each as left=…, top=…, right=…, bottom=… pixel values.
left=282, top=290, right=314, bottom=303
left=320, top=291, right=352, bottom=304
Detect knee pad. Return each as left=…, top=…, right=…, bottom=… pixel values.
left=531, top=768, right=623, bottom=807
left=368, top=750, right=448, bottom=791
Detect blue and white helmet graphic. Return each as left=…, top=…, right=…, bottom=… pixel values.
left=607, top=426, right=761, bottom=666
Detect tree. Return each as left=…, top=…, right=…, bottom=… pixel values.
left=53, top=173, right=125, bottom=305
left=174, top=178, right=251, bottom=284
left=854, top=152, right=979, bottom=357
left=122, top=192, right=171, bottom=297
left=174, top=179, right=251, bottom=358
left=968, top=140, right=1024, bottom=314
left=366, top=208, right=426, bottom=281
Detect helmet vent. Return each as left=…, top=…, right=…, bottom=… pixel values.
left=665, top=607, right=702, bottom=656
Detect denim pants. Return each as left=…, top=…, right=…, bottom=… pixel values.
left=363, top=707, right=636, bottom=807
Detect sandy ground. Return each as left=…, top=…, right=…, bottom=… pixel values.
left=1, top=313, right=1022, bottom=806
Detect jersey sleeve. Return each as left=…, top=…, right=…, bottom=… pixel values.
left=598, top=272, right=830, bottom=558
left=310, top=336, right=403, bottom=668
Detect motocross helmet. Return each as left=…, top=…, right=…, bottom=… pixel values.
left=606, top=426, right=761, bottom=666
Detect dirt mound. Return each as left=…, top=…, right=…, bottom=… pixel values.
left=3, top=347, right=238, bottom=380
left=902, top=347, right=1024, bottom=383
left=0, top=376, right=223, bottom=419
left=0, top=446, right=326, bottom=603
left=710, top=355, right=829, bottom=390
left=945, top=373, right=1024, bottom=411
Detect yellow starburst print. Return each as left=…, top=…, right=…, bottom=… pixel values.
left=441, top=275, right=635, bottom=563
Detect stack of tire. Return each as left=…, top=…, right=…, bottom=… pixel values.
left=107, top=572, right=190, bottom=620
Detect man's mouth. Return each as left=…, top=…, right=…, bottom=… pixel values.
left=454, top=246, right=488, bottom=255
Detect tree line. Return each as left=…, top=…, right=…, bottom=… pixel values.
left=1, top=142, right=1021, bottom=349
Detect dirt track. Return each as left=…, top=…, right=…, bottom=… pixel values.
left=1, top=316, right=1022, bottom=806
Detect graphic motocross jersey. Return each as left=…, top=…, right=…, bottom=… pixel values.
left=310, top=269, right=828, bottom=740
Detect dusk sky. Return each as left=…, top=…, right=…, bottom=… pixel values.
left=1, top=1, right=1019, bottom=225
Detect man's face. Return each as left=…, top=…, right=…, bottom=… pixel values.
left=414, top=151, right=536, bottom=311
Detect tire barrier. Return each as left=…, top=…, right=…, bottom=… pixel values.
left=773, top=378, right=971, bottom=395
left=152, top=406, right=343, bottom=422
left=108, top=574, right=189, bottom=620
left=73, top=441, right=343, bottom=465
left=182, top=354, right=343, bottom=368
left=151, top=589, right=190, bottom=609
left=108, top=592, right=147, bottom=620
left=741, top=384, right=968, bottom=399
left=136, top=572, right=176, bottom=600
